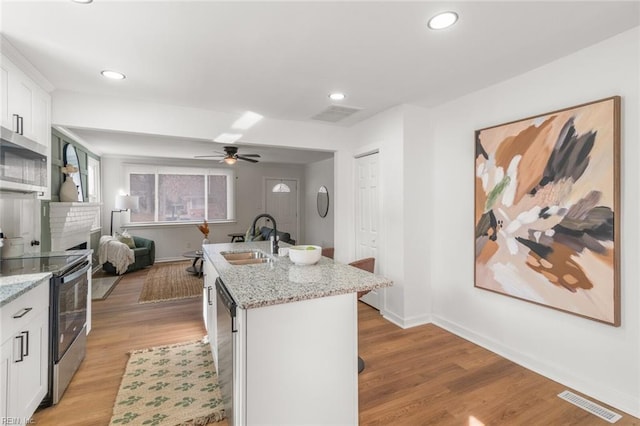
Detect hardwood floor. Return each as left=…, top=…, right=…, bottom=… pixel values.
left=33, top=268, right=638, bottom=425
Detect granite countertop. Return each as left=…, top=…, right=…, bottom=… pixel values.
left=0, top=273, right=51, bottom=307
left=203, top=241, right=392, bottom=309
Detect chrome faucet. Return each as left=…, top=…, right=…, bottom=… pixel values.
left=250, top=213, right=279, bottom=254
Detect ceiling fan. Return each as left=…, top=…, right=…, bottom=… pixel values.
left=195, top=146, right=261, bottom=164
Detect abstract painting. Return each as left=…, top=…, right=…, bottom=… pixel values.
left=474, top=96, right=620, bottom=325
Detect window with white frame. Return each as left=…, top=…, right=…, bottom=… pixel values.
left=87, top=157, right=101, bottom=203
left=124, top=165, right=236, bottom=223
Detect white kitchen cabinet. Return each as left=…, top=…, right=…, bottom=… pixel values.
left=0, top=54, right=51, bottom=146
left=202, top=256, right=218, bottom=366
left=0, top=280, right=50, bottom=421
left=0, top=54, right=52, bottom=199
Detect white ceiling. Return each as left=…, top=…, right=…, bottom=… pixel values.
left=2, top=1, right=639, bottom=163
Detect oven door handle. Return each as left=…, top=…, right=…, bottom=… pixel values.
left=61, top=262, right=91, bottom=283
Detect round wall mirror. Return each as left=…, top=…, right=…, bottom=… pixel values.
left=317, top=186, right=329, bottom=218
left=63, top=143, right=84, bottom=202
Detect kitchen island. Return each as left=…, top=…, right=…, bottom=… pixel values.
left=203, top=241, right=391, bottom=426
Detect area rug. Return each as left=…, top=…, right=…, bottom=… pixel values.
left=138, top=261, right=202, bottom=304
left=109, top=339, right=224, bottom=425
left=92, top=270, right=123, bottom=300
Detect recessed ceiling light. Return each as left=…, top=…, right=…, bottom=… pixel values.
left=101, top=70, right=126, bottom=80
left=214, top=133, right=243, bottom=144
left=329, top=93, right=346, bottom=101
left=232, top=111, right=263, bottom=130
left=72, top=0, right=93, bottom=3
left=428, top=11, right=458, bottom=30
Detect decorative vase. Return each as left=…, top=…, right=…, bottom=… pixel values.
left=202, top=237, right=210, bottom=247
left=60, top=176, right=78, bottom=202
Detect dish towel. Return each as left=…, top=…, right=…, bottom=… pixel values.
left=99, top=235, right=135, bottom=274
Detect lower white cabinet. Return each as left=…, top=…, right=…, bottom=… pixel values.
left=0, top=281, right=50, bottom=421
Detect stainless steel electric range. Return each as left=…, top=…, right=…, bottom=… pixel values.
left=0, top=252, right=91, bottom=406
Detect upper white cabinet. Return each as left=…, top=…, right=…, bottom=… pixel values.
left=1, top=53, right=53, bottom=199
left=1, top=54, right=51, bottom=148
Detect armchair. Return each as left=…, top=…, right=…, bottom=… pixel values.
left=102, top=235, right=155, bottom=275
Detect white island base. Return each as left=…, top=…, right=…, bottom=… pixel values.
left=232, top=292, right=358, bottom=425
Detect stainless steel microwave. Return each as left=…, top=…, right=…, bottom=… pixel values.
left=0, top=126, right=48, bottom=194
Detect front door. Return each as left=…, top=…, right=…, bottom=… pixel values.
left=265, top=178, right=299, bottom=243
left=355, top=152, right=381, bottom=310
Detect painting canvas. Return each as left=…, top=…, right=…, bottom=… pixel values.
left=474, top=96, right=620, bottom=326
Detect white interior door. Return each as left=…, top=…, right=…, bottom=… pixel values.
left=265, top=178, right=299, bottom=242
left=354, top=152, right=381, bottom=310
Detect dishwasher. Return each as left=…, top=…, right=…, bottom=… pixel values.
left=215, top=277, right=237, bottom=425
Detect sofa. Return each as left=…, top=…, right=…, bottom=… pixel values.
left=252, top=226, right=296, bottom=245
left=102, top=235, right=155, bottom=274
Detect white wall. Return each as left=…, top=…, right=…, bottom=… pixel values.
left=344, top=106, right=406, bottom=324
left=402, top=105, right=433, bottom=326
left=424, top=28, right=639, bottom=417
left=338, top=104, right=435, bottom=327
left=303, top=157, right=334, bottom=247
left=52, top=90, right=347, bottom=153
left=101, top=155, right=305, bottom=261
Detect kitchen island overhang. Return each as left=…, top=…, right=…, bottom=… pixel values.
left=202, top=241, right=392, bottom=426
left=204, top=241, right=392, bottom=309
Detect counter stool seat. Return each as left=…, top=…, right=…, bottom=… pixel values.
left=349, top=257, right=375, bottom=375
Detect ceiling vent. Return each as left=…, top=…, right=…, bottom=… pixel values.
left=311, top=105, right=362, bottom=123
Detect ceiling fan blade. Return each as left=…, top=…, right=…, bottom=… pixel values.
left=240, top=153, right=261, bottom=157
left=237, top=156, right=259, bottom=163
left=194, top=155, right=224, bottom=158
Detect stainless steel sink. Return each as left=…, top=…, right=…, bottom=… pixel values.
left=221, top=250, right=270, bottom=265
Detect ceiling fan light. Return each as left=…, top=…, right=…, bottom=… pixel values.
left=224, top=157, right=237, bottom=165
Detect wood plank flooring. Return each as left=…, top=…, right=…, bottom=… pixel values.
left=32, top=268, right=638, bottom=425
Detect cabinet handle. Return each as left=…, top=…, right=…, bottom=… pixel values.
left=17, top=115, right=23, bottom=135
left=21, top=331, right=29, bottom=357
left=12, top=307, right=32, bottom=319
left=15, top=335, right=24, bottom=363
left=207, top=287, right=213, bottom=306
left=12, top=114, right=19, bottom=133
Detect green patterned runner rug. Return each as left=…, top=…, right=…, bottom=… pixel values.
left=110, top=340, right=224, bottom=425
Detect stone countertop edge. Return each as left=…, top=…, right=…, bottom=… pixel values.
left=203, top=241, right=392, bottom=310
left=0, top=273, right=52, bottom=307
left=1, top=249, right=93, bottom=259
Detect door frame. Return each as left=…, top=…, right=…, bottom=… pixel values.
left=262, top=176, right=300, bottom=243
left=353, top=149, right=384, bottom=311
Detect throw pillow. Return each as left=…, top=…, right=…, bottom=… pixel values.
left=116, top=231, right=136, bottom=249
left=244, top=226, right=264, bottom=242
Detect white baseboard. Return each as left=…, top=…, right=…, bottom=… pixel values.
left=156, top=257, right=188, bottom=263
left=382, top=309, right=431, bottom=329
left=432, top=314, right=639, bottom=419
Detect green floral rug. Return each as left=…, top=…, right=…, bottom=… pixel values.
left=110, top=340, right=224, bottom=425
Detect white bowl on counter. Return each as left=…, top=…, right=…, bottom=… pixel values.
left=288, top=245, right=322, bottom=265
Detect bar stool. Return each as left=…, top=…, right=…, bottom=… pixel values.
left=348, top=257, right=375, bottom=374
left=228, top=232, right=245, bottom=243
